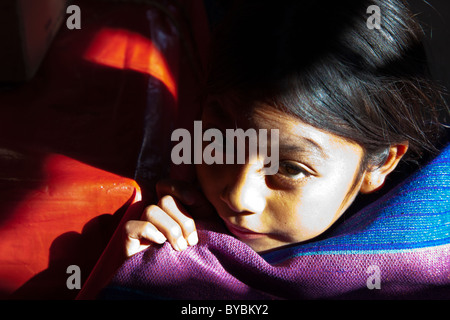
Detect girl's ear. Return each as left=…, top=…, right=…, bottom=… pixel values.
left=360, top=143, right=409, bottom=194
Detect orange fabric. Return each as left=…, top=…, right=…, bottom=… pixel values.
left=0, top=152, right=140, bottom=298
left=84, top=27, right=177, bottom=100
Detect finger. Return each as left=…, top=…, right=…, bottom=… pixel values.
left=143, top=204, right=190, bottom=251
left=124, top=220, right=166, bottom=257
left=158, top=195, right=198, bottom=246
left=125, top=219, right=167, bottom=243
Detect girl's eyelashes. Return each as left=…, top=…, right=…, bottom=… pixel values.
left=277, top=161, right=313, bottom=180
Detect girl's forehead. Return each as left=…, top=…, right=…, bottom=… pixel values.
left=203, top=95, right=363, bottom=159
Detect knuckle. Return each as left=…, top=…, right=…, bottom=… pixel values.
left=143, top=204, right=159, bottom=220
left=159, top=195, right=174, bottom=208
left=124, top=220, right=139, bottom=233
left=123, top=220, right=133, bottom=234
left=181, top=218, right=195, bottom=232
left=169, top=224, right=182, bottom=239
left=123, top=220, right=149, bottom=240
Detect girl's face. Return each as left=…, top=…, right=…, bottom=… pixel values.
left=196, top=97, right=366, bottom=253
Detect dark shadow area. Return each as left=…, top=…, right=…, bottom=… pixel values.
left=0, top=0, right=181, bottom=207
left=409, top=0, right=450, bottom=106
left=0, top=0, right=180, bottom=299
left=332, top=284, right=450, bottom=300
left=0, top=3, right=149, bottom=180
left=6, top=194, right=132, bottom=300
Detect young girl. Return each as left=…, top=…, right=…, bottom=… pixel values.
left=124, top=0, right=448, bottom=256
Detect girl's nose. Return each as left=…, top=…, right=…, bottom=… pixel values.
left=220, top=162, right=267, bottom=215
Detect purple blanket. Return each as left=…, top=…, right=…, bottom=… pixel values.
left=101, top=145, right=450, bottom=299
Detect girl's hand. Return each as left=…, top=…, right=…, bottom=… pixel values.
left=123, top=179, right=212, bottom=257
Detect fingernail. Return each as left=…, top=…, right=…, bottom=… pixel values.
left=187, top=232, right=198, bottom=246
left=155, top=231, right=166, bottom=244
left=176, top=237, right=188, bottom=251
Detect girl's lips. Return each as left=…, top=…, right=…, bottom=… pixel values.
left=224, top=221, right=267, bottom=240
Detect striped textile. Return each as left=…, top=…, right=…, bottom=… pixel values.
left=100, top=145, right=450, bottom=299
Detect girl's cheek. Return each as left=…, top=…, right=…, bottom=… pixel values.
left=280, top=185, right=339, bottom=238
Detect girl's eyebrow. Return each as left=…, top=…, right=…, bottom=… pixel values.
left=279, top=137, right=328, bottom=159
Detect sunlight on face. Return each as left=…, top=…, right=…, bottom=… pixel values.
left=196, top=98, right=366, bottom=252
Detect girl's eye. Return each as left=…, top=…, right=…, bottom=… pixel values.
left=277, top=161, right=311, bottom=179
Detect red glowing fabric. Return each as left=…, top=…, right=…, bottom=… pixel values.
left=0, top=0, right=208, bottom=299
left=84, top=28, right=177, bottom=99
left=0, top=152, right=140, bottom=299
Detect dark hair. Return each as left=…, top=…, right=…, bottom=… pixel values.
left=205, top=0, right=449, bottom=169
